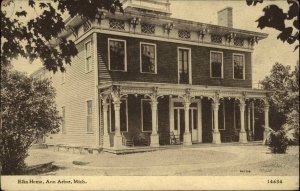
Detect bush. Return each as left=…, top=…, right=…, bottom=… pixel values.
left=267, top=129, right=289, bottom=154
left=1, top=70, right=61, bottom=175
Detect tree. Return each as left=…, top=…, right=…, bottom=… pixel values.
left=246, top=0, right=299, bottom=50
left=260, top=62, right=299, bottom=142
left=0, top=70, right=62, bottom=174
left=1, top=0, right=123, bottom=74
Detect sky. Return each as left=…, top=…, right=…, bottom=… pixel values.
left=10, top=0, right=299, bottom=85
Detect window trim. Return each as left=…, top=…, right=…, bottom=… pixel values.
left=210, top=51, right=224, bottom=79
left=84, top=40, right=93, bottom=73
left=232, top=53, right=245, bottom=80
left=141, top=99, right=152, bottom=132
left=109, top=98, right=128, bottom=132
left=140, top=42, right=157, bottom=74
left=86, top=99, right=94, bottom=134
left=108, top=38, right=127, bottom=72
left=177, top=47, right=192, bottom=84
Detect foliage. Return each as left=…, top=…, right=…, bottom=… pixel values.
left=260, top=62, right=299, bottom=132
left=246, top=0, right=299, bottom=50
left=0, top=70, right=61, bottom=175
left=1, top=0, right=122, bottom=73
left=266, top=128, right=289, bottom=153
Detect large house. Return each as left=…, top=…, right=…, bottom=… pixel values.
left=32, top=0, right=272, bottom=154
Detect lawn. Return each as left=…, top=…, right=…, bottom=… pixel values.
left=25, top=145, right=299, bottom=176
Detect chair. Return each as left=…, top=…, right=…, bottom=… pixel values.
left=169, top=131, right=180, bottom=145
left=121, top=132, right=134, bottom=147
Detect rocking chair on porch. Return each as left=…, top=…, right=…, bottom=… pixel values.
left=170, top=131, right=180, bottom=145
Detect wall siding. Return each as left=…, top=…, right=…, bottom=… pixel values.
left=45, top=35, right=96, bottom=147
left=98, top=33, right=252, bottom=87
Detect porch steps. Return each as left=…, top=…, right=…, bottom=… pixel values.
left=103, top=146, right=161, bottom=155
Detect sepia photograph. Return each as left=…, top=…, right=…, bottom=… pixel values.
left=1, top=0, right=299, bottom=190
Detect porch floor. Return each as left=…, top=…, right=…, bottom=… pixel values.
left=103, top=141, right=263, bottom=154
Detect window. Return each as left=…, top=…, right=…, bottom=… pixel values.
left=210, top=51, right=223, bottom=78
left=141, top=23, right=155, bottom=34
left=234, top=101, right=241, bottom=130
left=234, top=38, right=244, bottom=47
left=141, top=99, right=152, bottom=132
left=178, top=30, right=191, bottom=39
left=108, top=39, right=127, bottom=71
left=212, top=100, right=225, bottom=130
left=109, top=98, right=128, bottom=132
left=87, top=100, right=93, bottom=133
left=189, top=109, right=198, bottom=130
left=140, top=43, right=156, bottom=73
left=109, top=19, right=125, bottom=31
left=178, top=48, right=191, bottom=84
left=85, top=41, right=92, bottom=72
left=211, top=35, right=223, bottom=44
left=233, top=54, right=245, bottom=80
left=62, top=107, right=66, bottom=134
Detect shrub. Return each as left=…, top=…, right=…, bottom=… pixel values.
left=267, top=129, right=289, bottom=154
left=1, top=70, right=61, bottom=175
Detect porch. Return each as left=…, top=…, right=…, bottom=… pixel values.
left=99, top=82, right=271, bottom=152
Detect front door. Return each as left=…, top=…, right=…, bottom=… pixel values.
left=174, top=107, right=197, bottom=143
left=190, top=109, right=198, bottom=142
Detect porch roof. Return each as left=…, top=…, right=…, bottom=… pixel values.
left=98, top=81, right=273, bottom=100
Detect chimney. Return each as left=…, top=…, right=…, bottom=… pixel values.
left=217, top=7, right=233, bottom=28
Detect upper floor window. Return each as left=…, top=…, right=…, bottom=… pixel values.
left=234, top=38, right=244, bottom=47
left=211, top=35, right=223, bottom=44
left=141, top=23, right=155, bottom=34
left=178, top=30, right=191, bottom=40
left=85, top=41, right=92, bottom=73
left=140, top=43, right=157, bottom=74
left=233, top=54, right=245, bottom=80
left=109, top=19, right=125, bottom=31
left=210, top=51, right=223, bottom=78
left=108, top=39, right=127, bottom=71
left=87, top=100, right=93, bottom=133
left=62, top=106, right=66, bottom=134
left=178, top=48, right=191, bottom=84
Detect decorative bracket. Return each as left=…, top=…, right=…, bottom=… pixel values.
left=130, top=17, right=141, bottom=32
left=248, top=36, right=258, bottom=47
left=110, top=85, right=127, bottom=103
left=198, top=26, right=209, bottom=42
left=67, top=26, right=79, bottom=39
left=144, top=87, right=163, bottom=103
left=164, top=23, right=175, bottom=36
left=225, top=32, right=236, bottom=44
left=95, top=7, right=108, bottom=25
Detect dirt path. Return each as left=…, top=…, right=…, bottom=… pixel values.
left=25, top=145, right=284, bottom=175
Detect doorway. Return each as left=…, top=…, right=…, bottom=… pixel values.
left=173, top=106, right=198, bottom=143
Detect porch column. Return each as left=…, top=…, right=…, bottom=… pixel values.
left=212, top=101, right=221, bottom=144
left=247, top=104, right=252, bottom=140
left=113, top=100, right=122, bottom=148
left=150, top=100, right=159, bottom=147
left=102, top=101, right=110, bottom=148
left=183, top=101, right=192, bottom=145
left=239, top=100, right=247, bottom=143
left=263, top=101, right=270, bottom=142
left=197, top=99, right=202, bottom=143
